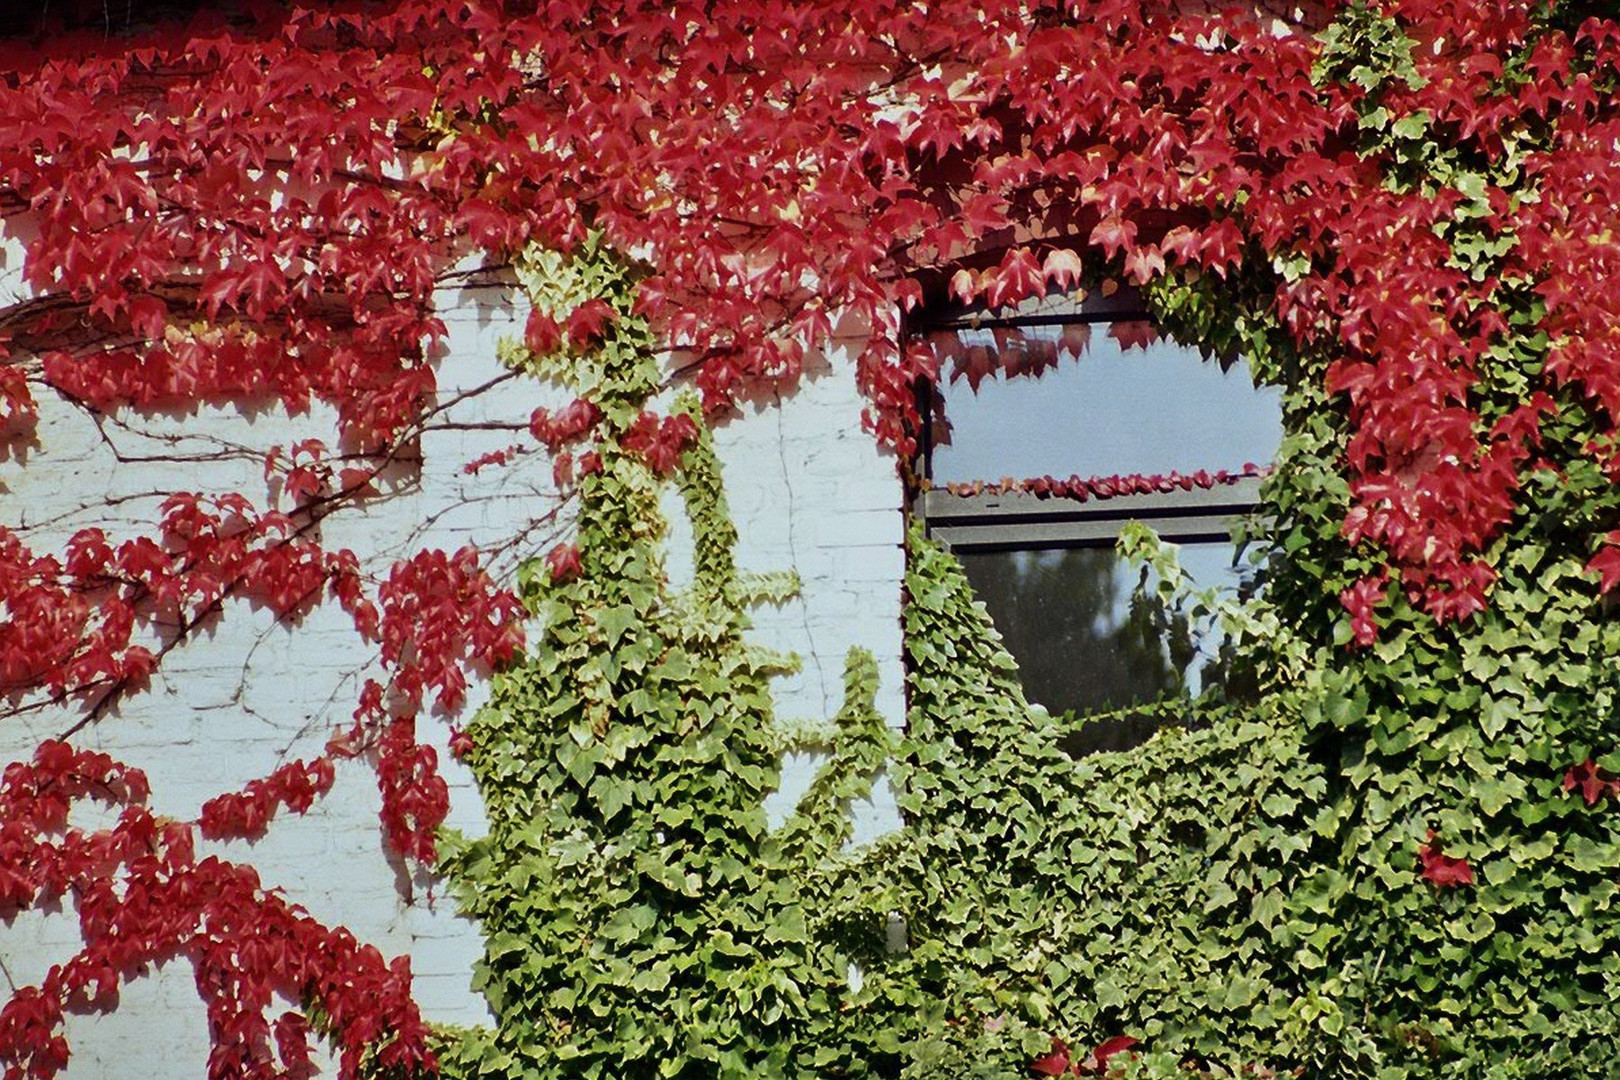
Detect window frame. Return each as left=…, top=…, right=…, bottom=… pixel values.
left=914, top=477, right=1266, bottom=554
left=905, top=282, right=1277, bottom=736
left=908, top=283, right=1270, bottom=555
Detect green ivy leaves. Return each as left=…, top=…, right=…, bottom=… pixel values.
left=432, top=244, right=898, bottom=1080
left=429, top=8, right=1620, bottom=1062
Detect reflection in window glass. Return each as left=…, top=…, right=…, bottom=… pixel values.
left=957, top=542, right=1256, bottom=755
left=926, top=321, right=1284, bottom=486
left=915, top=289, right=1283, bottom=754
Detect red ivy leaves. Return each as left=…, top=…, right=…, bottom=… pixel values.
left=447, top=725, right=474, bottom=761
left=198, top=758, right=337, bottom=842
left=545, top=543, right=584, bottom=584
left=0, top=987, right=68, bottom=1080
left=1586, top=531, right=1620, bottom=594
left=0, top=742, right=433, bottom=1080
left=462, top=444, right=528, bottom=475
left=620, top=412, right=699, bottom=476
left=937, top=464, right=1265, bottom=503
left=524, top=307, right=564, bottom=355
left=1563, top=758, right=1620, bottom=806
left=0, top=528, right=149, bottom=697
left=375, top=718, right=449, bottom=865
left=0, top=491, right=372, bottom=704
left=986, top=249, right=1044, bottom=310
left=1418, top=830, right=1475, bottom=889
left=529, top=397, right=604, bottom=452
left=1031, top=1042, right=1072, bottom=1077
left=566, top=298, right=616, bottom=346
left=376, top=546, right=525, bottom=715
left=0, top=364, right=37, bottom=436
left=0, top=0, right=1611, bottom=619
left=1032, top=1035, right=1140, bottom=1077
left=363, top=546, right=523, bottom=859
left=1340, top=571, right=1391, bottom=649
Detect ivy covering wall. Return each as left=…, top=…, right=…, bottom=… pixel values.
left=4, top=3, right=1620, bottom=1078
left=420, top=195, right=1620, bottom=1080
left=425, top=242, right=896, bottom=1080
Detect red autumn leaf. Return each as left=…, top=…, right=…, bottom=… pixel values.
left=376, top=718, right=448, bottom=861
left=1084, top=1035, right=1139, bottom=1074
left=621, top=411, right=696, bottom=476
left=1340, top=572, right=1389, bottom=648
left=457, top=197, right=525, bottom=253
left=961, top=191, right=1011, bottom=236
left=1122, top=246, right=1165, bottom=284
left=986, top=248, right=1043, bottom=310
left=1089, top=217, right=1136, bottom=260
left=0, top=365, right=36, bottom=433
left=1586, top=533, right=1620, bottom=593
left=524, top=308, right=563, bottom=355
left=949, top=267, right=980, bottom=304
left=1563, top=758, right=1619, bottom=806
left=1043, top=248, right=1085, bottom=291
left=1418, top=830, right=1475, bottom=888
left=530, top=398, right=601, bottom=450
left=126, top=295, right=168, bottom=341
left=285, top=465, right=324, bottom=502
left=448, top=726, right=474, bottom=760
left=528, top=406, right=554, bottom=445
left=566, top=299, right=616, bottom=345
left=1031, top=1037, right=1072, bottom=1077
left=553, top=398, right=603, bottom=441
left=545, top=543, right=583, bottom=584
left=462, top=447, right=518, bottom=475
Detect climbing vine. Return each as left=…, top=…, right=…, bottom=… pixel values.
left=1, top=1, right=1620, bottom=1078
left=431, top=242, right=894, bottom=1079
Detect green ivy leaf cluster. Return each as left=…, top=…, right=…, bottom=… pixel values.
left=422, top=9, right=1620, bottom=1072
left=429, top=242, right=897, bottom=1080
left=835, top=528, right=1324, bottom=1077
left=844, top=8, right=1620, bottom=1073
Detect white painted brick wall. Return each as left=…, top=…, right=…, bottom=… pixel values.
left=0, top=255, right=905, bottom=1077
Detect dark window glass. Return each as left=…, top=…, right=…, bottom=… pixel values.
left=956, top=541, right=1257, bottom=754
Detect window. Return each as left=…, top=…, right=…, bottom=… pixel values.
left=910, top=281, right=1283, bottom=754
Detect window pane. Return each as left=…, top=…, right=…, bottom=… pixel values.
left=956, top=541, right=1252, bottom=754
left=927, top=322, right=1283, bottom=485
